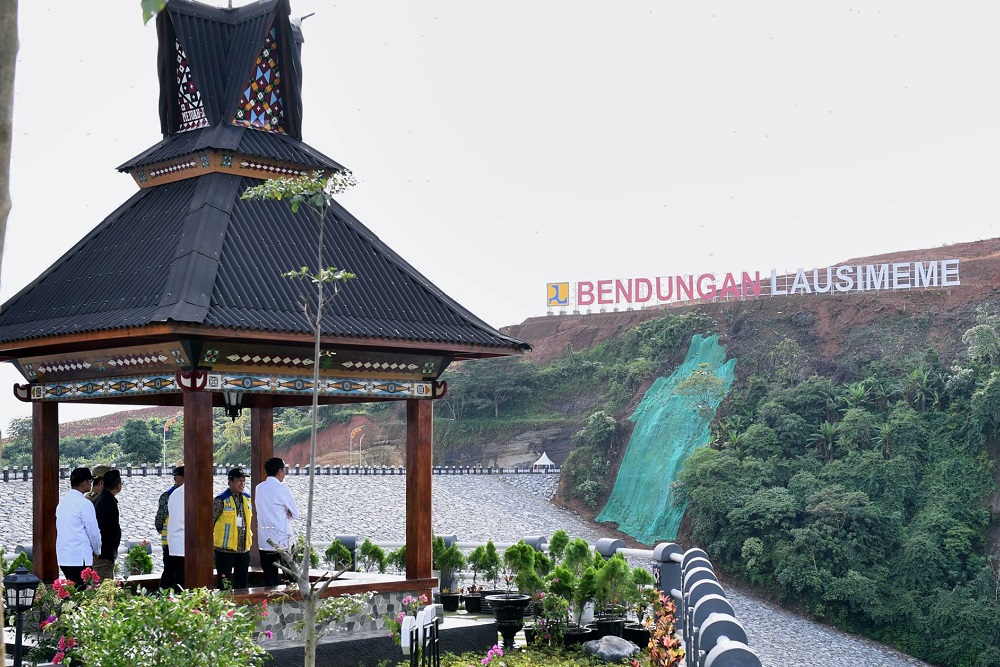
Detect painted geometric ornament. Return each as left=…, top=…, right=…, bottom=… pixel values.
left=233, top=26, right=285, bottom=133
left=175, top=39, right=208, bottom=132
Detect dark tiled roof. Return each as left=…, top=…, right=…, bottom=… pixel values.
left=0, top=0, right=527, bottom=356
left=0, top=175, right=527, bottom=353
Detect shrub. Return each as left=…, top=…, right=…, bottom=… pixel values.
left=124, top=543, right=154, bottom=575
left=31, top=570, right=269, bottom=667
left=324, top=539, right=353, bottom=570
left=359, top=538, right=387, bottom=573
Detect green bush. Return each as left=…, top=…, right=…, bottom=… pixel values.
left=324, top=539, right=353, bottom=570
left=124, top=544, right=154, bottom=576
left=358, top=538, right=386, bottom=573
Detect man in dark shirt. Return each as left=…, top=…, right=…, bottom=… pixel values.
left=93, top=469, right=123, bottom=582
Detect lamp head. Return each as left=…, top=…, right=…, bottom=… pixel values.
left=223, top=389, right=244, bottom=421
left=2, top=566, right=41, bottom=613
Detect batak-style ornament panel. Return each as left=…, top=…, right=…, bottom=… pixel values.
left=130, top=149, right=311, bottom=188
left=21, top=372, right=433, bottom=403
left=15, top=343, right=191, bottom=383
left=207, top=373, right=434, bottom=399
left=201, top=343, right=443, bottom=380
left=29, top=374, right=180, bottom=401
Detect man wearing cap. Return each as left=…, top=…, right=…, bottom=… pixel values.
left=56, top=467, right=102, bottom=586
left=85, top=465, right=111, bottom=502
left=213, top=467, right=253, bottom=589
left=155, top=465, right=184, bottom=590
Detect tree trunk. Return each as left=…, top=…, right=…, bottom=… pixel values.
left=0, top=0, right=19, bottom=291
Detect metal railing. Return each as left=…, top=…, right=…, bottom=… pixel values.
left=0, top=464, right=560, bottom=482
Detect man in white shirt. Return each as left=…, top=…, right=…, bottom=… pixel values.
left=55, top=467, right=102, bottom=587
left=164, top=480, right=186, bottom=591
left=254, top=457, right=299, bottom=586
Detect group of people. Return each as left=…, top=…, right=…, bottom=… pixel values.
left=55, top=457, right=299, bottom=591
left=54, top=465, right=123, bottom=587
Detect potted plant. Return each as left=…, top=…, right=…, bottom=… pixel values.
left=473, top=540, right=503, bottom=613
left=463, top=582, right=483, bottom=614
left=484, top=541, right=537, bottom=650
left=463, top=544, right=488, bottom=613
left=548, top=529, right=570, bottom=564
left=623, top=567, right=657, bottom=646
left=564, top=566, right=598, bottom=645
left=436, top=544, right=466, bottom=612
left=531, top=577, right=570, bottom=647
left=593, top=553, right=632, bottom=637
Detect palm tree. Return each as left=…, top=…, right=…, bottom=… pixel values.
left=842, top=382, right=870, bottom=412
left=812, top=421, right=838, bottom=463
left=874, top=423, right=894, bottom=460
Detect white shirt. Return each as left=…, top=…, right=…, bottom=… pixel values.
left=167, top=483, right=185, bottom=556
left=55, top=488, right=101, bottom=567
left=254, top=476, right=299, bottom=552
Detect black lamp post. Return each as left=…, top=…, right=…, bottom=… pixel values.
left=3, top=566, right=42, bottom=667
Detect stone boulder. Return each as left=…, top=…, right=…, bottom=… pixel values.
left=583, top=635, right=640, bottom=663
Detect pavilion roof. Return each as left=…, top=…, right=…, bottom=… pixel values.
left=0, top=0, right=528, bottom=362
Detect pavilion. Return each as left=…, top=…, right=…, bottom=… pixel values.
left=0, top=0, right=529, bottom=590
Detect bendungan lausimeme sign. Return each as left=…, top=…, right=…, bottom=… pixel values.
left=546, top=259, right=960, bottom=312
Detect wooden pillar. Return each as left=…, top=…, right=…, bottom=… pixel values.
left=183, top=389, right=214, bottom=589
left=405, top=398, right=433, bottom=585
left=32, top=401, right=59, bottom=582
left=249, top=397, right=274, bottom=568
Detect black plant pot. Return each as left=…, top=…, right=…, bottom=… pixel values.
left=523, top=624, right=535, bottom=645
left=485, top=593, right=531, bottom=651
left=563, top=626, right=595, bottom=646
left=594, top=617, right=625, bottom=638
left=479, top=589, right=504, bottom=614
left=462, top=594, right=482, bottom=614
left=622, top=623, right=650, bottom=647
left=440, top=592, right=461, bottom=612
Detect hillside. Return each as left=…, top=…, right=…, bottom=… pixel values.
left=55, top=237, right=1000, bottom=469
left=505, top=237, right=1000, bottom=369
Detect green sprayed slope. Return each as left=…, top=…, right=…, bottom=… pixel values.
left=596, top=333, right=735, bottom=544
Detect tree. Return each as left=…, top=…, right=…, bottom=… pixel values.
left=118, top=418, right=160, bottom=463
left=0, top=0, right=17, bottom=291
left=242, top=170, right=356, bottom=667
left=463, top=355, right=537, bottom=417
left=812, top=421, right=838, bottom=463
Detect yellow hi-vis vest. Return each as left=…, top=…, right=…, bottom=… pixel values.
left=159, top=486, right=178, bottom=547
left=213, top=491, right=253, bottom=552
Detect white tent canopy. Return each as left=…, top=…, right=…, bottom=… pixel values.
left=533, top=452, right=555, bottom=468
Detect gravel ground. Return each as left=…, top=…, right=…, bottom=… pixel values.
left=0, top=472, right=931, bottom=667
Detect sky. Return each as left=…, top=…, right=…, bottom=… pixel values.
left=1, top=1, right=999, bottom=426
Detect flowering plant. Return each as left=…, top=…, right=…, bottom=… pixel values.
left=383, top=593, right=428, bottom=645
left=468, top=643, right=504, bottom=667
left=533, top=585, right=569, bottom=647
left=29, top=569, right=270, bottom=667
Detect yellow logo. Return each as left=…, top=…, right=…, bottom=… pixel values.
left=547, top=282, right=570, bottom=307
